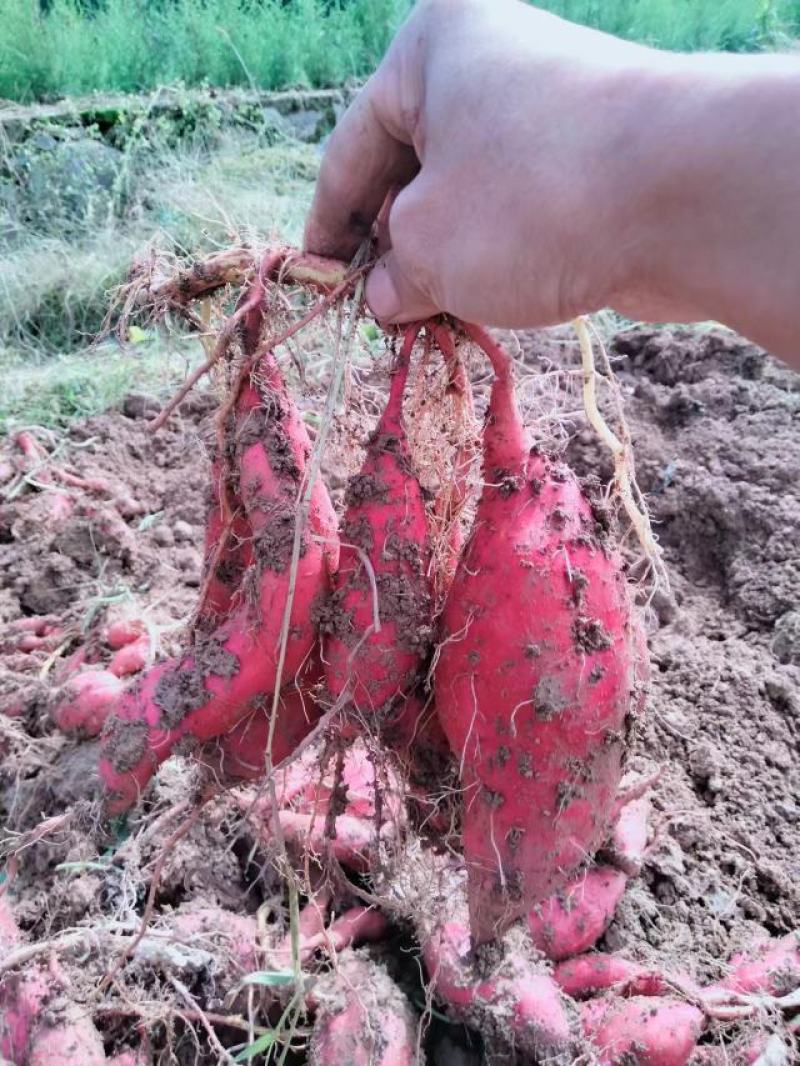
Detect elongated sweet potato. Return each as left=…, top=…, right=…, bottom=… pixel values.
left=555, top=952, right=699, bottom=1002
left=712, top=933, right=800, bottom=997
left=320, top=324, right=432, bottom=741
left=202, top=660, right=322, bottom=783
left=194, top=451, right=254, bottom=632
left=98, top=288, right=339, bottom=813
left=434, top=323, right=646, bottom=942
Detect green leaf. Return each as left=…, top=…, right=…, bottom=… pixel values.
left=128, top=325, right=149, bottom=345
left=137, top=510, right=164, bottom=531
left=241, top=970, right=294, bottom=987
left=55, top=860, right=111, bottom=874
left=233, top=1031, right=276, bottom=1062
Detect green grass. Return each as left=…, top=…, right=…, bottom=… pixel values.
left=0, top=0, right=412, bottom=103
left=1, top=0, right=798, bottom=104
left=0, top=337, right=203, bottom=434
left=0, top=135, right=317, bottom=354
left=0, top=132, right=319, bottom=430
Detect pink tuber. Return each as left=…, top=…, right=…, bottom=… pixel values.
left=434, top=323, right=647, bottom=942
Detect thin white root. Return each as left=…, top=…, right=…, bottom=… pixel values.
left=573, top=316, right=669, bottom=592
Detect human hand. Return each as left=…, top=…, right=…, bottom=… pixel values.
left=305, top=0, right=655, bottom=328
left=304, top=0, right=800, bottom=361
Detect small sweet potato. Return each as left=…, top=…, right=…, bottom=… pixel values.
left=50, top=669, right=126, bottom=736
left=309, top=954, right=418, bottom=1066
left=581, top=995, right=704, bottom=1065
left=526, top=866, right=628, bottom=962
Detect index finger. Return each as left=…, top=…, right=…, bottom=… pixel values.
left=303, top=75, right=420, bottom=261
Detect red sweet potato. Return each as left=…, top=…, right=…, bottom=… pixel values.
left=434, top=323, right=646, bottom=942
left=202, top=663, right=322, bottom=783
left=0, top=899, right=106, bottom=1066
left=713, top=933, right=800, bottom=997
left=422, top=915, right=577, bottom=1058
left=309, top=954, right=418, bottom=1066
left=98, top=335, right=338, bottom=813
left=554, top=952, right=699, bottom=1001
left=321, top=324, right=432, bottom=740
left=556, top=953, right=655, bottom=999
left=105, top=618, right=146, bottom=649
left=526, top=865, right=627, bottom=962
left=194, top=451, right=254, bottom=632
left=50, top=669, right=126, bottom=736
left=108, top=634, right=152, bottom=677
left=316, top=906, right=390, bottom=954
left=581, top=995, right=705, bottom=1065
left=606, top=794, right=651, bottom=877
left=278, top=810, right=380, bottom=872
left=169, top=905, right=260, bottom=975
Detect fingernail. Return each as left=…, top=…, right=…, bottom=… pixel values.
left=365, top=261, right=401, bottom=322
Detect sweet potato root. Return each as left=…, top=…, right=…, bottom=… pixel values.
left=713, top=933, right=800, bottom=997
left=581, top=995, right=705, bottom=1065
left=606, top=794, right=651, bottom=877
left=422, top=914, right=577, bottom=1060
left=108, top=635, right=152, bottom=677
left=320, top=324, right=432, bottom=745
left=309, top=954, right=419, bottom=1066
left=98, top=294, right=339, bottom=813
left=526, top=865, right=628, bottom=962
left=202, top=664, right=322, bottom=783
left=105, top=619, right=146, bottom=650
left=434, top=323, right=646, bottom=942
left=50, top=669, right=126, bottom=736
left=194, top=452, right=254, bottom=632
left=0, top=898, right=106, bottom=1065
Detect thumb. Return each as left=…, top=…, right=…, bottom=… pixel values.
left=365, top=251, right=441, bottom=325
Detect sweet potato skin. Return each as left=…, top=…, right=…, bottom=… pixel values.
left=554, top=953, right=681, bottom=1000
left=581, top=995, right=705, bottom=1066
left=309, top=954, right=418, bottom=1066
left=526, top=866, right=628, bottom=962
left=50, top=669, right=125, bottom=736
left=435, top=334, right=644, bottom=941
left=713, top=932, right=800, bottom=996
left=0, top=898, right=105, bottom=1066
left=422, top=914, right=577, bottom=1060
left=98, top=345, right=337, bottom=813
left=322, top=325, right=432, bottom=728
left=202, top=673, right=322, bottom=783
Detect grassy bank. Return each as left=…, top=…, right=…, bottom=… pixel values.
left=2, top=0, right=799, bottom=103
left=0, top=134, right=319, bottom=430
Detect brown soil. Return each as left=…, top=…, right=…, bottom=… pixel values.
left=0, top=324, right=798, bottom=1064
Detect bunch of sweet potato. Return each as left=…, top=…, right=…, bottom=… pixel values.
left=27, top=250, right=795, bottom=1064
